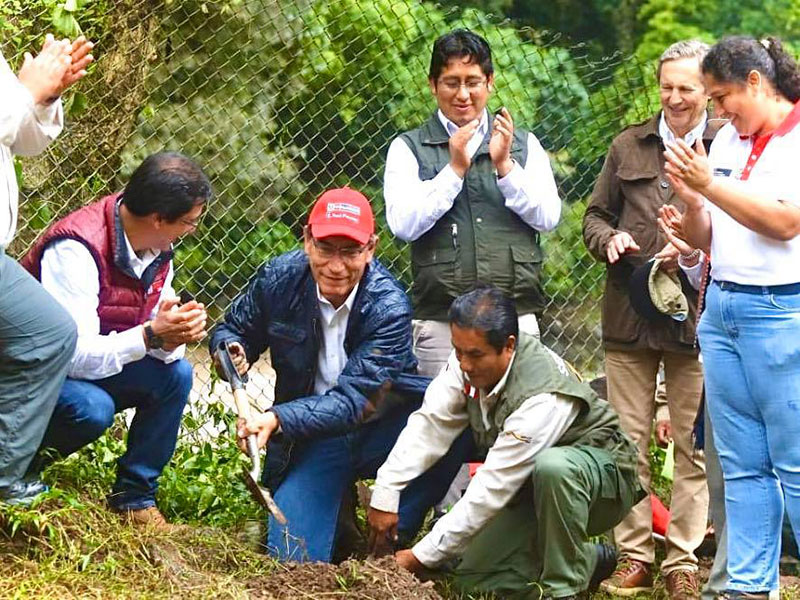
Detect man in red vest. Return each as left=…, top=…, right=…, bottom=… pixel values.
left=22, top=152, right=211, bottom=530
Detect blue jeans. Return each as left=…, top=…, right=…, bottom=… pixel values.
left=699, top=282, right=800, bottom=592
left=38, top=356, right=192, bottom=510
left=267, top=402, right=474, bottom=562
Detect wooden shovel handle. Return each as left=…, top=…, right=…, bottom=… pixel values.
left=232, top=388, right=252, bottom=421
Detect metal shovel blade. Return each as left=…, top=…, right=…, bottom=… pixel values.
left=241, top=466, right=287, bottom=525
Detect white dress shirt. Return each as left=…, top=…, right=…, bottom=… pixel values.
left=370, top=349, right=580, bottom=566
left=658, top=111, right=708, bottom=149
left=1, top=50, right=64, bottom=249
left=314, top=283, right=358, bottom=394
left=384, top=109, right=562, bottom=242
left=40, top=235, right=183, bottom=380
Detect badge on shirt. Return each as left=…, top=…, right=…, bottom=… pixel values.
left=713, top=167, right=732, bottom=177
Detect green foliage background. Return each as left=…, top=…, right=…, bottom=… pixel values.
left=1, top=2, right=800, bottom=596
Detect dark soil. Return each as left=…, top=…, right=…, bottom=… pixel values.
left=243, top=557, right=442, bottom=599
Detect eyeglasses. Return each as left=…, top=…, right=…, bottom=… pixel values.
left=178, top=215, right=203, bottom=228
left=311, top=237, right=370, bottom=262
left=437, top=78, right=487, bottom=94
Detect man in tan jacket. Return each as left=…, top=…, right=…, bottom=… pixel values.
left=583, top=40, right=718, bottom=600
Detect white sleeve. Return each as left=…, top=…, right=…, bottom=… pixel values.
left=411, top=392, right=580, bottom=566
left=383, top=137, right=464, bottom=241
left=497, top=132, right=562, bottom=232
left=40, top=239, right=147, bottom=380
left=370, top=354, right=470, bottom=513
left=678, top=252, right=706, bottom=291
left=146, top=263, right=185, bottom=363
left=0, top=53, right=63, bottom=156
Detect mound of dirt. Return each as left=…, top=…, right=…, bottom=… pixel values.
left=244, top=557, right=442, bottom=600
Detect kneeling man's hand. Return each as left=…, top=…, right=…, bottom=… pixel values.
left=394, top=548, right=424, bottom=574
left=237, top=411, right=279, bottom=451
left=367, top=506, right=398, bottom=556
left=152, top=297, right=208, bottom=347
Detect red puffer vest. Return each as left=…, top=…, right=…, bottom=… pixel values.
left=21, top=193, right=171, bottom=334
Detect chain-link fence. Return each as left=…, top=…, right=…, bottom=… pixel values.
left=3, top=0, right=662, bottom=418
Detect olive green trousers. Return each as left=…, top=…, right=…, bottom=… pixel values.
left=453, top=445, right=641, bottom=599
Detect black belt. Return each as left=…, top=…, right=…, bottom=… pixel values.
left=715, top=280, right=800, bottom=295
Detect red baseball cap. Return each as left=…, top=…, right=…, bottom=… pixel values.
left=308, top=187, right=374, bottom=244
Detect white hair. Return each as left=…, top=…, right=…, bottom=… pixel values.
left=657, top=40, right=711, bottom=79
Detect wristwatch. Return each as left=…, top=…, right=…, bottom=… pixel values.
left=143, top=321, right=165, bottom=350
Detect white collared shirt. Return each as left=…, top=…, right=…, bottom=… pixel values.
left=1, top=51, right=64, bottom=249
left=658, top=111, right=708, bottom=149
left=39, top=234, right=183, bottom=380
left=384, top=109, right=561, bottom=242
left=706, top=118, right=800, bottom=285
left=314, top=283, right=359, bottom=394
left=370, top=348, right=579, bottom=566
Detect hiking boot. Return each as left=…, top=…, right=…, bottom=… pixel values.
left=113, top=506, right=179, bottom=533
left=715, top=592, right=770, bottom=600
left=666, top=569, right=700, bottom=600
left=0, top=480, right=49, bottom=506
left=599, top=556, right=653, bottom=596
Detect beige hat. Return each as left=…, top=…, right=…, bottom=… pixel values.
left=648, top=258, right=688, bottom=321
left=629, top=257, right=689, bottom=322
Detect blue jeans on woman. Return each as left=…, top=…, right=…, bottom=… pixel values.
left=37, top=355, right=193, bottom=510
left=266, top=401, right=474, bottom=562
left=699, top=281, right=800, bottom=593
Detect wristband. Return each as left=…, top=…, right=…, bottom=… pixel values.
left=144, top=321, right=165, bottom=350
left=681, top=248, right=701, bottom=261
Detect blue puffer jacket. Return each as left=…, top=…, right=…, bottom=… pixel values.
left=210, top=249, right=430, bottom=489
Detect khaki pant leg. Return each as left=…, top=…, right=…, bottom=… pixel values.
left=661, top=352, right=708, bottom=573
left=605, top=348, right=660, bottom=564
left=412, top=319, right=453, bottom=378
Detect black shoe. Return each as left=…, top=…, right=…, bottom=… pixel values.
left=589, top=542, right=617, bottom=591
left=0, top=480, right=49, bottom=506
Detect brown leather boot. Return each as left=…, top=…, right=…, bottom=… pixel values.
left=115, top=506, right=179, bottom=533
left=598, top=556, right=653, bottom=596
left=665, top=569, right=700, bottom=600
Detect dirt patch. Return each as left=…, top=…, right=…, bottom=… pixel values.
left=243, top=558, right=441, bottom=599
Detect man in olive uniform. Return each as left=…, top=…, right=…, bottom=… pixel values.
left=368, top=286, right=643, bottom=600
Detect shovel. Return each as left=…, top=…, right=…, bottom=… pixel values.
left=215, top=341, right=287, bottom=525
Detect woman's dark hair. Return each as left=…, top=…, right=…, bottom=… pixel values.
left=448, top=285, right=518, bottom=353
left=122, top=152, right=212, bottom=221
left=703, top=36, right=800, bottom=103
left=429, top=29, right=493, bottom=82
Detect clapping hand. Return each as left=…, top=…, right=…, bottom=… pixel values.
left=489, top=107, right=514, bottom=177
left=17, top=34, right=94, bottom=104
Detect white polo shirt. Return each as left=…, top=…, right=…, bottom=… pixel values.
left=707, top=101, right=800, bottom=285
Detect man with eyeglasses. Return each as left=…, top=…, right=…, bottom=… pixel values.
left=384, top=29, right=562, bottom=381
left=210, top=187, right=468, bottom=563
left=383, top=27, right=562, bottom=511
left=20, top=152, right=211, bottom=529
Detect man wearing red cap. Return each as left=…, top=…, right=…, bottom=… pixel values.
left=210, top=187, right=468, bottom=563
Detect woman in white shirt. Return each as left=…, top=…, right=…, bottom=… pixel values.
left=664, top=36, right=800, bottom=600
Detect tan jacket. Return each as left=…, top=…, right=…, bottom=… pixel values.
left=582, top=113, right=719, bottom=353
